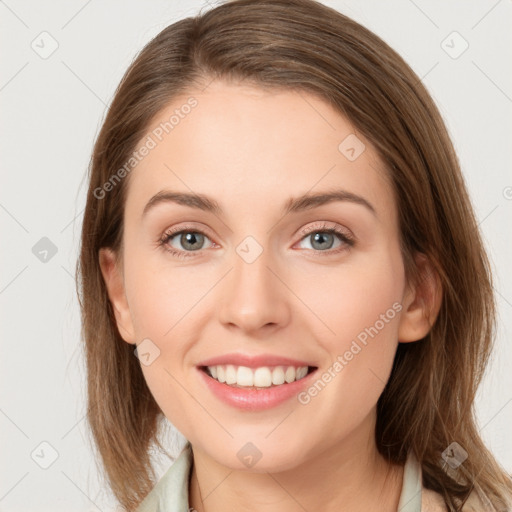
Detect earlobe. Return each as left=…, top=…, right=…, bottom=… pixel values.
left=98, top=248, right=137, bottom=345
left=397, top=253, right=443, bottom=344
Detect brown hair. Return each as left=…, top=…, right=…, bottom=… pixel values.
left=76, top=0, right=512, bottom=510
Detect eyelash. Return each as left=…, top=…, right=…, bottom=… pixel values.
left=158, top=222, right=355, bottom=260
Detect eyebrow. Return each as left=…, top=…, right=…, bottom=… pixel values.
left=141, top=188, right=377, bottom=218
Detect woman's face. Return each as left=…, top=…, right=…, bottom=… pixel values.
left=103, top=80, right=415, bottom=471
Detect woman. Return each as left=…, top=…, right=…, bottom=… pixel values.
left=76, top=0, right=512, bottom=510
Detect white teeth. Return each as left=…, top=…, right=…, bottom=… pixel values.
left=225, top=364, right=237, bottom=385
left=237, top=366, right=254, bottom=386
left=285, top=366, right=296, bottom=383
left=271, top=367, right=285, bottom=385
left=206, top=364, right=310, bottom=387
left=254, top=367, right=272, bottom=387
left=296, top=367, right=308, bottom=380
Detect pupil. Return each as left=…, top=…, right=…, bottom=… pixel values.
left=312, top=232, right=333, bottom=250
left=182, top=232, right=203, bottom=251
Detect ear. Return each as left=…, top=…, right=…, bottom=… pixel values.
left=98, top=247, right=136, bottom=345
left=398, top=253, right=443, bottom=343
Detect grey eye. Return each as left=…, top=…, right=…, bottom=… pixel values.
left=309, top=232, right=335, bottom=250
left=168, top=231, right=212, bottom=252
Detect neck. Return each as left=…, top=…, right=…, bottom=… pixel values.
left=188, top=412, right=404, bottom=512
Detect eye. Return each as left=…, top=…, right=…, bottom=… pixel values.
left=158, top=221, right=355, bottom=259
left=159, top=226, right=215, bottom=259
left=295, top=222, right=354, bottom=254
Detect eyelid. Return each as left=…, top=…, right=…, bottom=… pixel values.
left=160, top=222, right=215, bottom=240
left=159, top=220, right=355, bottom=257
left=295, top=220, right=353, bottom=240
left=292, top=221, right=355, bottom=254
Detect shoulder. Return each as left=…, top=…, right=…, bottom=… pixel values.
left=421, top=487, right=448, bottom=511
left=403, top=451, right=491, bottom=512
left=421, top=486, right=492, bottom=512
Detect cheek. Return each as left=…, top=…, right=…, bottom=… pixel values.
left=296, top=250, right=404, bottom=347
left=124, top=259, right=216, bottom=420
left=295, top=250, right=404, bottom=404
left=128, top=261, right=208, bottom=433
left=125, top=256, right=211, bottom=340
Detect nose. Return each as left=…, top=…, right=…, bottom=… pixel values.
left=217, top=241, right=291, bottom=334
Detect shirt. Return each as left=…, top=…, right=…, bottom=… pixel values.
left=136, top=442, right=484, bottom=512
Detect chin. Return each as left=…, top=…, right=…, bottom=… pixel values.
left=193, top=435, right=311, bottom=473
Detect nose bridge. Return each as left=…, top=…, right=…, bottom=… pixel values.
left=217, top=234, right=289, bottom=331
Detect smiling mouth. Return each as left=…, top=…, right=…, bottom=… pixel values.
left=199, top=364, right=317, bottom=389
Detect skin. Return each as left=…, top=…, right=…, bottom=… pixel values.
left=100, top=80, right=441, bottom=512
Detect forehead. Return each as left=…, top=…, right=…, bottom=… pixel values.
left=124, top=81, right=395, bottom=222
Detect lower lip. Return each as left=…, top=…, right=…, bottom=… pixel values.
left=197, top=367, right=317, bottom=411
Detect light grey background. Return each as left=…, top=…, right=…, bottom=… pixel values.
left=1, top=1, right=511, bottom=511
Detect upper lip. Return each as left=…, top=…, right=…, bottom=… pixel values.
left=197, top=353, right=315, bottom=369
